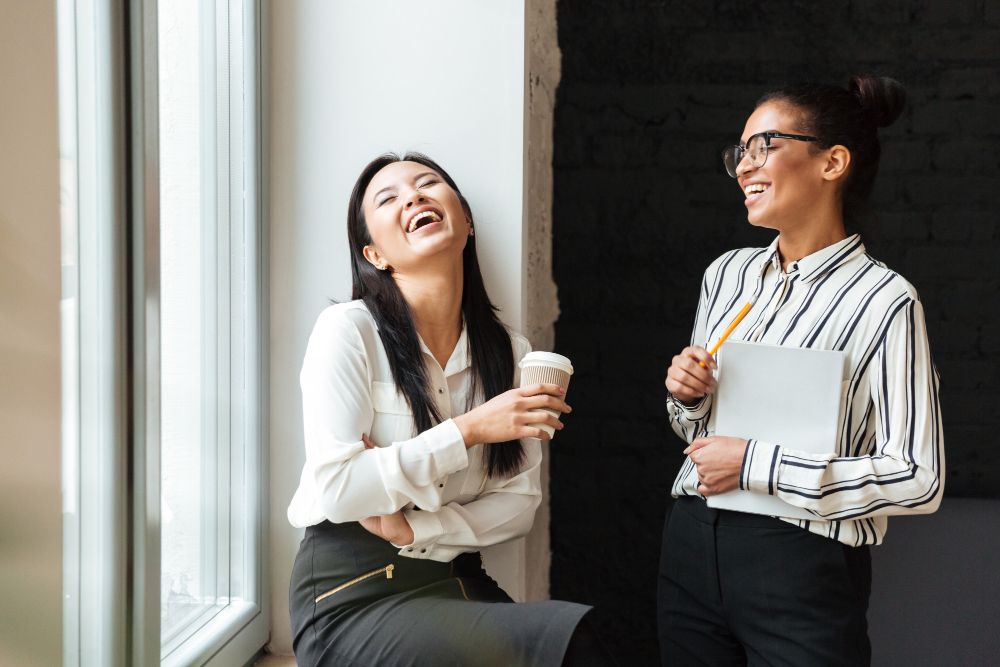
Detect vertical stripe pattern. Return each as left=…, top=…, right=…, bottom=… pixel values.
left=666, top=235, right=945, bottom=546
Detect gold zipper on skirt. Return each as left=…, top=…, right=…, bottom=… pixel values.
left=315, top=564, right=395, bottom=603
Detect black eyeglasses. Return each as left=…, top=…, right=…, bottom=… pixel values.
left=722, top=132, right=821, bottom=178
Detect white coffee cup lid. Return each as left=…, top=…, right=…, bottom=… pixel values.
left=518, top=351, right=573, bottom=375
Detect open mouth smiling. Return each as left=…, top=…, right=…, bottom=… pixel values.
left=743, top=182, right=771, bottom=206
left=406, top=208, right=443, bottom=233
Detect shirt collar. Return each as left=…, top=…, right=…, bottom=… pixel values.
left=760, top=234, right=866, bottom=284
left=418, top=321, right=470, bottom=378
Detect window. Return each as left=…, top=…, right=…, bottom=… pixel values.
left=58, top=1, right=267, bottom=665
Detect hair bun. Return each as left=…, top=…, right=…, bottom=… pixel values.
left=849, top=74, right=906, bottom=128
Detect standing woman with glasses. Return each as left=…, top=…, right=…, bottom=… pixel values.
left=658, top=76, right=944, bottom=666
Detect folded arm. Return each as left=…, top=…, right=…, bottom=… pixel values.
left=398, top=440, right=543, bottom=561
left=300, top=309, right=469, bottom=525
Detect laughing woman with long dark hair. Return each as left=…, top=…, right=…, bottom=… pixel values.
left=287, top=154, right=617, bottom=667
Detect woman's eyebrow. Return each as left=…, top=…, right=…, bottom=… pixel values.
left=413, top=171, right=437, bottom=181
left=740, top=129, right=781, bottom=143
left=372, top=184, right=395, bottom=202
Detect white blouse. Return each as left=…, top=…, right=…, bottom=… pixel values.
left=287, top=301, right=541, bottom=562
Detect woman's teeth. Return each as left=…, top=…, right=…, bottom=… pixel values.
left=407, top=210, right=442, bottom=233
left=744, top=184, right=770, bottom=197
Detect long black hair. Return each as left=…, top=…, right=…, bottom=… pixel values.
left=757, top=74, right=907, bottom=236
left=346, top=152, right=524, bottom=479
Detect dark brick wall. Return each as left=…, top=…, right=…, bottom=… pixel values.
left=549, top=1, right=1000, bottom=663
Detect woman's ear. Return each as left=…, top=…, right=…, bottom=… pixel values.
left=363, top=245, right=388, bottom=271
left=822, top=145, right=851, bottom=182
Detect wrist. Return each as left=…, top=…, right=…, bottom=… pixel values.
left=452, top=413, right=478, bottom=450
left=391, top=523, right=414, bottom=547
left=669, top=389, right=703, bottom=408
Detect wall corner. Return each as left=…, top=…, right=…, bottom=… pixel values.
left=522, top=0, right=561, bottom=603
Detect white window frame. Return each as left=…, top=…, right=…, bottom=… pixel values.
left=57, top=1, right=269, bottom=665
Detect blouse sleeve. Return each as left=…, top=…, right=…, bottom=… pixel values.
left=739, top=297, right=945, bottom=520
left=296, top=307, right=470, bottom=525
left=397, top=336, right=543, bottom=561
left=666, top=265, right=715, bottom=443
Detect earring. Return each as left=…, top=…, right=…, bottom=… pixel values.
left=378, top=263, right=387, bottom=271
left=469, top=227, right=475, bottom=237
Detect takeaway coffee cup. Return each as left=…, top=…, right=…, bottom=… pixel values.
left=518, top=351, right=574, bottom=439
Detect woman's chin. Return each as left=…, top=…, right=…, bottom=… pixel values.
left=406, top=229, right=466, bottom=259
left=745, top=202, right=776, bottom=229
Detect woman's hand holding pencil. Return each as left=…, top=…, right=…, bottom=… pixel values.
left=666, top=296, right=757, bottom=405
left=665, top=346, right=718, bottom=405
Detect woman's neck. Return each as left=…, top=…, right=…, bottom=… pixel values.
left=393, top=259, right=464, bottom=370
left=776, top=211, right=848, bottom=273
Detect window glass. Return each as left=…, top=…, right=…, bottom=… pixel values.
left=158, top=0, right=223, bottom=647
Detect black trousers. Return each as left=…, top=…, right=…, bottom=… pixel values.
left=658, top=497, right=871, bottom=667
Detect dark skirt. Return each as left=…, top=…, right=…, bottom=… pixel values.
left=290, top=520, right=591, bottom=667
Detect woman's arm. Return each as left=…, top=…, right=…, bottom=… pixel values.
left=300, top=307, right=470, bottom=524
left=383, top=334, right=543, bottom=560
left=732, top=297, right=944, bottom=520
left=665, top=266, right=716, bottom=443
left=394, top=440, right=543, bottom=561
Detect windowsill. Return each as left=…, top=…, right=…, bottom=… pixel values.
left=250, top=655, right=297, bottom=667
left=162, top=601, right=260, bottom=667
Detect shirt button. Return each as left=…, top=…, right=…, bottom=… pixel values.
left=407, top=548, right=413, bottom=552
left=420, top=549, right=426, bottom=553
left=439, top=483, right=444, bottom=488
left=438, top=388, right=444, bottom=393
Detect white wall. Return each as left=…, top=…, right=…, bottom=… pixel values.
left=268, top=0, right=529, bottom=654
left=0, top=2, right=63, bottom=665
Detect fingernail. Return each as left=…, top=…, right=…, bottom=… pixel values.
left=559, top=387, right=566, bottom=394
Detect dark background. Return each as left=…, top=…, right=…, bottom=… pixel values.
left=548, top=1, right=1000, bottom=663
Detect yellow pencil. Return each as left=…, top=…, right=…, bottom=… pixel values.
left=699, top=295, right=758, bottom=368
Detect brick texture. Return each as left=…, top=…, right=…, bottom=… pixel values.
left=550, top=1, right=1000, bottom=662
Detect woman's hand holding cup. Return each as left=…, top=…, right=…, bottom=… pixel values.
left=665, top=346, right=718, bottom=406
left=453, top=384, right=570, bottom=446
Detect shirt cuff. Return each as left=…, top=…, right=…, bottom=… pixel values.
left=395, top=508, right=451, bottom=560
left=740, top=439, right=783, bottom=496
left=422, top=418, right=470, bottom=478
left=666, top=391, right=711, bottom=421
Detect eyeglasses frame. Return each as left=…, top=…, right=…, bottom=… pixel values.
left=723, top=131, right=822, bottom=178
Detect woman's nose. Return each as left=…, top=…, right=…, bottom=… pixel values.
left=405, top=195, right=426, bottom=209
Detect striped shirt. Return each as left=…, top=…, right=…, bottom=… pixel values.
left=667, top=234, right=945, bottom=546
